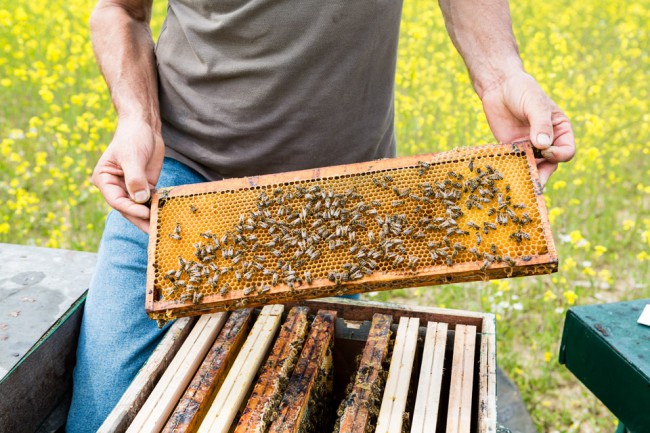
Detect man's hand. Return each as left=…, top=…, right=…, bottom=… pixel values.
left=89, top=0, right=161, bottom=232
left=438, top=0, right=575, bottom=185
left=480, top=72, right=575, bottom=186
left=92, top=118, right=164, bottom=232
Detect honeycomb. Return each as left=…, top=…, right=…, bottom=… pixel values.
left=146, top=141, right=557, bottom=321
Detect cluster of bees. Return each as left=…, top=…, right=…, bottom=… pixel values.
left=160, top=159, right=534, bottom=304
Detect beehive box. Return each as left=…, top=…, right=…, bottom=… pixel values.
left=101, top=298, right=498, bottom=433
left=146, top=141, right=556, bottom=321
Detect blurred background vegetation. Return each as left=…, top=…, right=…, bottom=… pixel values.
left=0, top=0, right=648, bottom=430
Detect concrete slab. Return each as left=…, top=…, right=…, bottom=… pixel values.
left=0, top=243, right=96, bottom=377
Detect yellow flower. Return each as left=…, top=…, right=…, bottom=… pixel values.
left=594, top=245, right=607, bottom=257
left=0, top=222, right=9, bottom=234
left=544, top=290, right=557, bottom=302
left=622, top=219, right=635, bottom=231
left=637, top=251, right=650, bottom=262
left=563, top=290, right=578, bottom=306
left=552, top=180, right=567, bottom=190
left=563, top=257, right=577, bottom=271
left=544, top=352, right=552, bottom=363
left=582, top=266, right=596, bottom=277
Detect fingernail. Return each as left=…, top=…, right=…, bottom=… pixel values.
left=134, top=190, right=150, bottom=203
left=536, top=133, right=552, bottom=148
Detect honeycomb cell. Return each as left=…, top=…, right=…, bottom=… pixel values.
left=147, top=142, right=557, bottom=320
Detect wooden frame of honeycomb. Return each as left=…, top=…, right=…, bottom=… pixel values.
left=146, top=141, right=557, bottom=321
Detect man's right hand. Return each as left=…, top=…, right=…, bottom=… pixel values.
left=92, top=117, right=164, bottom=233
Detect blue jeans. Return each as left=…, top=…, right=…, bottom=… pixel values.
left=67, top=157, right=359, bottom=431
left=66, top=158, right=207, bottom=432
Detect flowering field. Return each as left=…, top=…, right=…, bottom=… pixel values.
left=0, top=0, right=648, bottom=431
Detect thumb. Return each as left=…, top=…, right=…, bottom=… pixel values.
left=122, top=155, right=151, bottom=203
left=526, top=96, right=554, bottom=150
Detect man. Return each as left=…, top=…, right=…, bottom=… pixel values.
left=67, top=0, right=575, bottom=430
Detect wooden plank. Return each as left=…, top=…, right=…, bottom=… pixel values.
left=268, top=310, right=337, bottom=433
left=126, top=312, right=227, bottom=433
left=291, top=297, right=487, bottom=331
left=376, top=316, right=420, bottom=433
left=446, top=325, right=477, bottom=433
left=335, top=313, right=393, bottom=433
left=197, top=304, right=284, bottom=433
left=477, top=316, right=496, bottom=433
left=160, top=309, right=253, bottom=432
left=234, top=306, right=310, bottom=433
left=411, top=321, right=448, bottom=433
left=99, top=317, right=196, bottom=433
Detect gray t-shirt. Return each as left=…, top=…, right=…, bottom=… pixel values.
left=156, top=0, right=403, bottom=180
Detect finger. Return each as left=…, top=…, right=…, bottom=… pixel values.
left=121, top=212, right=151, bottom=234
left=95, top=173, right=151, bottom=220
left=542, top=113, right=576, bottom=163
left=122, top=154, right=152, bottom=204
left=537, top=161, right=558, bottom=186
left=525, top=96, right=554, bottom=150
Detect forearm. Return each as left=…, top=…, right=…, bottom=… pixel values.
left=89, top=0, right=160, bottom=129
left=438, top=0, right=524, bottom=99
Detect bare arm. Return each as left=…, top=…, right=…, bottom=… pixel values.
left=439, top=0, right=575, bottom=185
left=90, top=0, right=165, bottom=232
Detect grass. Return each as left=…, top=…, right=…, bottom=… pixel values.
left=0, top=0, right=648, bottom=431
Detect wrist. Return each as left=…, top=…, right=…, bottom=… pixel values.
left=471, top=56, right=525, bottom=100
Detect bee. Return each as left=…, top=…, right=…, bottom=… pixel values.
left=193, top=293, right=204, bottom=304
left=480, top=259, right=492, bottom=271
left=370, top=200, right=382, bottom=207
left=243, top=287, right=255, bottom=296
left=304, top=271, right=313, bottom=284
left=521, top=255, right=532, bottom=262
left=271, top=272, right=279, bottom=286
left=476, top=233, right=483, bottom=246
left=190, top=205, right=197, bottom=213
left=446, top=257, right=454, bottom=267
left=258, top=285, right=271, bottom=295
left=372, top=178, right=382, bottom=187
left=467, top=221, right=480, bottom=230
left=391, top=200, right=404, bottom=207
left=408, top=255, right=419, bottom=270
left=174, top=280, right=186, bottom=288
left=178, top=256, right=186, bottom=267
left=235, top=271, right=242, bottom=282
left=513, top=203, right=526, bottom=209
left=169, top=233, right=182, bottom=241
left=398, top=188, right=411, bottom=198
left=384, top=174, right=393, bottom=182
left=244, top=270, right=255, bottom=281
left=468, top=158, right=475, bottom=172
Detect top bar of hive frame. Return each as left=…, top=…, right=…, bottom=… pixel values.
left=146, top=141, right=557, bottom=321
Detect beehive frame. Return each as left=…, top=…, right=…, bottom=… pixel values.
left=146, top=141, right=557, bottom=321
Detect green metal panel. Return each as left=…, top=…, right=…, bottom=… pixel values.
left=560, top=299, right=650, bottom=433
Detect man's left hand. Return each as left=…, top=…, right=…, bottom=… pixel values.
left=480, top=71, right=576, bottom=186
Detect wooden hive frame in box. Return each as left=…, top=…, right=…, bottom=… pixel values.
left=146, top=141, right=556, bottom=321
left=101, top=298, right=497, bottom=433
